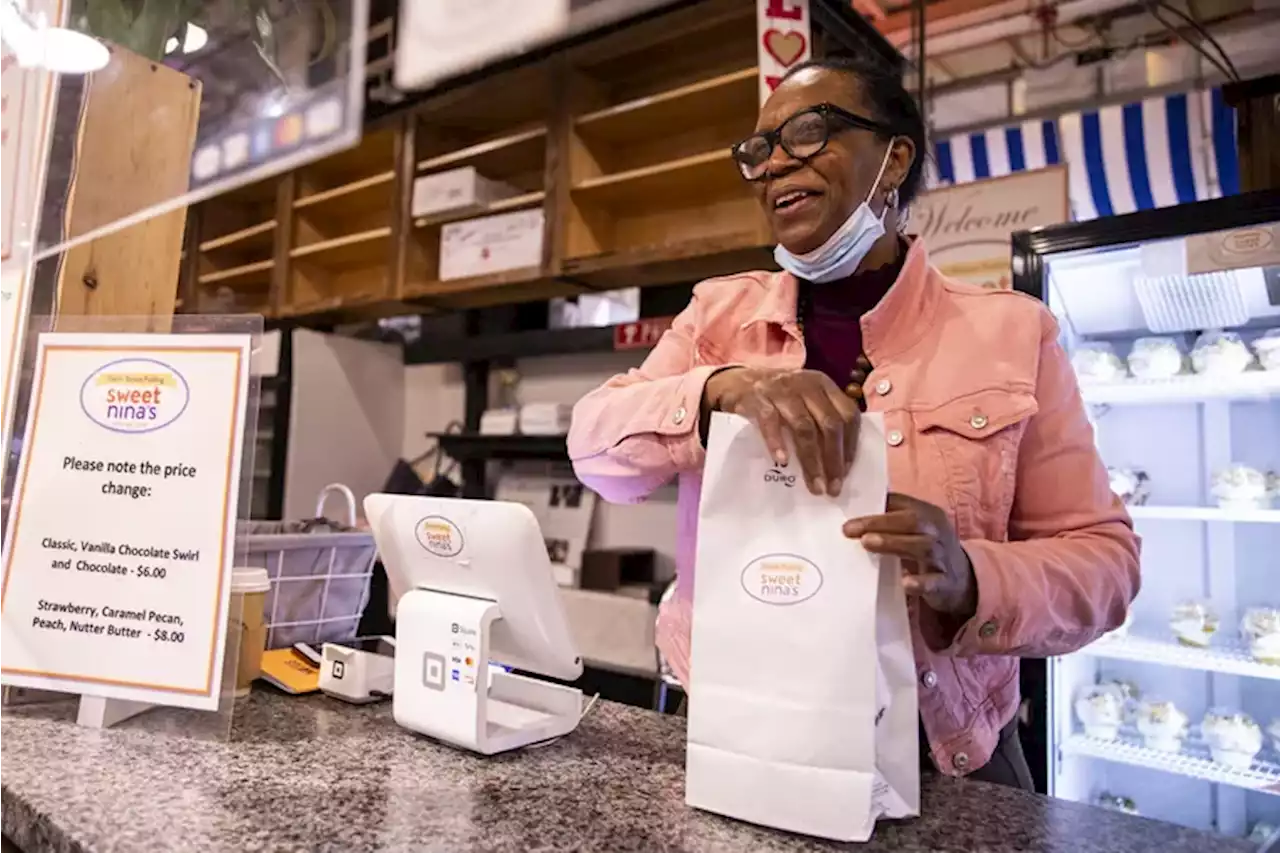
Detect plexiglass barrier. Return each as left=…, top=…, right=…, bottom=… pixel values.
left=2, top=0, right=368, bottom=267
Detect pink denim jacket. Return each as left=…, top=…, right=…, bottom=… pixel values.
left=567, top=239, right=1140, bottom=776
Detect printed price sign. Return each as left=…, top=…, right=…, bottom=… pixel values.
left=757, top=0, right=812, bottom=105
left=1, top=333, right=250, bottom=710
left=613, top=317, right=675, bottom=351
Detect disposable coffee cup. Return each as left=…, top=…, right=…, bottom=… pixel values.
left=230, top=567, right=270, bottom=698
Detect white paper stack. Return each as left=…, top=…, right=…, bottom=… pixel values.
left=519, top=403, right=572, bottom=436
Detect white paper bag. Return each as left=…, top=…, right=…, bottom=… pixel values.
left=686, top=412, right=920, bottom=842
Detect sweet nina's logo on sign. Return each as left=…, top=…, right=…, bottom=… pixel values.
left=79, top=358, right=190, bottom=434
left=415, top=515, right=464, bottom=558
left=741, top=553, right=823, bottom=605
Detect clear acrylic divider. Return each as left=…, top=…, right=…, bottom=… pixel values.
left=8, top=1, right=367, bottom=267
left=1, top=314, right=263, bottom=742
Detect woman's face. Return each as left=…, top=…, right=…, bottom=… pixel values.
left=751, top=68, right=912, bottom=255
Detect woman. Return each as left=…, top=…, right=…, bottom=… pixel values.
left=567, top=54, right=1140, bottom=789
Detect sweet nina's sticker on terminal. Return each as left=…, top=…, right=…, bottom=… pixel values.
left=740, top=553, right=823, bottom=605
left=80, top=358, right=190, bottom=434
left=415, top=515, right=465, bottom=558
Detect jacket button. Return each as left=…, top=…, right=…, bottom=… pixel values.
left=921, top=670, right=938, bottom=688
left=672, top=406, right=687, bottom=425
left=970, top=413, right=989, bottom=429
left=953, top=752, right=970, bottom=770
left=875, top=378, right=892, bottom=396
left=979, top=620, right=998, bottom=639
left=886, top=429, right=904, bottom=446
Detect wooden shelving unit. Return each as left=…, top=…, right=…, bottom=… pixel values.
left=191, top=178, right=278, bottom=314
left=179, top=0, right=890, bottom=322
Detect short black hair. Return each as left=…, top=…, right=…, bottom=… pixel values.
left=781, top=53, right=928, bottom=206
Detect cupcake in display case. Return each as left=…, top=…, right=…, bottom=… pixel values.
left=1202, top=710, right=1264, bottom=770
left=1097, top=678, right=1141, bottom=720
left=1210, top=464, right=1274, bottom=510
left=1170, top=600, right=1219, bottom=647
left=1191, top=330, right=1255, bottom=376
left=1108, top=468, right=1151, bottom=506
left=1249, top=823, right=1278, bottom=846
left=1075, top=684, right=1126, bottom=741
left=1126, top=336, right=1186, bottom=379
left=1095, top=792, right=1139, bottom=815
left=1254, top=328, right=1280, bottom=372
left=1241, top=607, right=1280, bottom=665
left=1135, top=699, right=1188, bottom=752
left=1071, top=342, right=1127, bottom=383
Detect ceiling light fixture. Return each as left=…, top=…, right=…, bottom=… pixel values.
left=165, top=22, right=207, bottom=56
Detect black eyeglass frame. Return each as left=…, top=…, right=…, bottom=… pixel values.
left=731, top=103, right=895, bottom=181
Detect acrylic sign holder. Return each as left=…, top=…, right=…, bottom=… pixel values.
left=1, top=314, right=263, bottom=740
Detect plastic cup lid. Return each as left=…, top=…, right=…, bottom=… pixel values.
left=231, top=566, right=271, bottom=593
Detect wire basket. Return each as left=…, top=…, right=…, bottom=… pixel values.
left=237, top=484, right=376, bottom=650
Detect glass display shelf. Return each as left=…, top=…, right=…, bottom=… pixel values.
left=1083, top=631, right=1280, bottom=680
left=1079, top=370, right=1280, bottom=405
left=1062, top=733, right=1280, bottom=793
left=1126, top=505, right=1280, bottom=523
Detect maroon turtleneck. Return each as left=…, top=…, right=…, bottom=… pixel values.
left=798, top=243, right=905, bottom=390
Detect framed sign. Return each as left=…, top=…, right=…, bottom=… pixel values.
left=908, top=167, right=1070, bottom=290
left=757, top=0, right=811, bottom=105
left=1, top=333, right=251, bottom=711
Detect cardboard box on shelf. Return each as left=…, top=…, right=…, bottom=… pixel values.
left=412, top=166, right=520, bottom=218
left=439, top=208, right=545, bottom=280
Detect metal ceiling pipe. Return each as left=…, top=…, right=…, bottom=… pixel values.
left=886, top=0, right=1143, bottom=53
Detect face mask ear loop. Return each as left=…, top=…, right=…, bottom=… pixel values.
left=864, top=139, right=897, bottom=223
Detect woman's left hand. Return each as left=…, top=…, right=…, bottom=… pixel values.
left=843, top=492, right=977, bottom=617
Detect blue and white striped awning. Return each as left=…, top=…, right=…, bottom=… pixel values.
left=928, top=88, right=1240, bottom=222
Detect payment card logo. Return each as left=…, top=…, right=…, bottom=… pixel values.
left=80, top=358, right=190, bottom=434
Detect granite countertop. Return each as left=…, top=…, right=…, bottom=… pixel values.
left=1, top=690, right=1253, bottom=853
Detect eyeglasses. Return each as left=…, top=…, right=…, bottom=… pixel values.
left=731, top=103, right=894, bottom=181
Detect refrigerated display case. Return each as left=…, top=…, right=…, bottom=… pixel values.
left=1012, top=190, right=1280, bottom=843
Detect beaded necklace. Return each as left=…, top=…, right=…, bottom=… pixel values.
left=795, top=280, right=871, bottom=410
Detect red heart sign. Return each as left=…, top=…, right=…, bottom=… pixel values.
left=763, top=29, right=807, bottom=68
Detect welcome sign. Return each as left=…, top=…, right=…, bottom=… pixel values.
left=1, top=333, right=250, bottom=710
left=908, top=166, right=1070, bottom=290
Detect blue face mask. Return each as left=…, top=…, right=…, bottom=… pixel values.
left=773, top=142, right=896, bottom=284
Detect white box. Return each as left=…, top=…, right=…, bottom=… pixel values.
left=519, top=403, right=572, bottom=436
left=412, top=166, right=520, bottom=218
left=440, top=208, right=545, bottom=281
left=479, top=408, right=519, bottom=435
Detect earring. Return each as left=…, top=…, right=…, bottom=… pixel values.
left=885, top=186, right=900, bottom=209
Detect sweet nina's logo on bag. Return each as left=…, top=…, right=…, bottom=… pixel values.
left=764, top=466, right=796, bottom=487
left=80, top=358, right=190, bottom=433
left=415, top=515, right=464, bottom=557
left=741, top=554, right=823, bottom=605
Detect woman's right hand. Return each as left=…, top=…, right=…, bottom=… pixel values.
left=701, top=367, right=860, bottom=497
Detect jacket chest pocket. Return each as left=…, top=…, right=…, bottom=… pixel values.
left=911, top=387, right=1039, bottom=540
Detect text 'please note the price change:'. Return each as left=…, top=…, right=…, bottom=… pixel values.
left=1, top=334, right=251, bottom=711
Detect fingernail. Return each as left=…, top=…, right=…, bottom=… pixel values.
left=828, top=479, right=842, bottom=496
left=811, top=478, right=825, bottom=495
left=843, top=521, right=860, bottom=537
left=774, top=451, right=787, bottom=466
left=863, top=534, right=882, bottom=547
